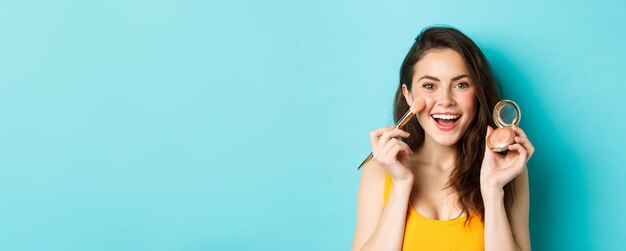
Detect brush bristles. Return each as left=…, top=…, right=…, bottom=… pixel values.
left=409, top=96, right=425, bottom=114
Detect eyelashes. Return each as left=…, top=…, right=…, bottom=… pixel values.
left=423, top=83, right=435, bottom=89
left=421, top=82, right=471, bottom=90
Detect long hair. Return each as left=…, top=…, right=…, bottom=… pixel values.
left=392, top=26, right=514, bottom=225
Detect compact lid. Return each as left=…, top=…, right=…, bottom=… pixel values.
left=493, top=100, right=521, bottom=128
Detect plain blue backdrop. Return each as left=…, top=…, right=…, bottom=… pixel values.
left=1, top=0, right=625, bottom=250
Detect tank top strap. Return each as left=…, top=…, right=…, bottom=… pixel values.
left=383, top=172, right=392, bottom=206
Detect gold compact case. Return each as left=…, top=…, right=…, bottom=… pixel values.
left=486, top=100, right=521, bottom=152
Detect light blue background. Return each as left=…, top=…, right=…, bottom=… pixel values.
left=1, top=0, right=625, bottom=250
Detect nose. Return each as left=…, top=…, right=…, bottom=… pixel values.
left=436, top=88, right=455, bottom=107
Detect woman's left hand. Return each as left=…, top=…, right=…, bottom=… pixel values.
left=480, top=125, right=535, bottom=197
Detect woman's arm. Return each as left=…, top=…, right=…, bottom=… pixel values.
left=481, top=125, right=533, bottom=251
left=351, top=160, right=413, bottom=251
left=483, top=167, right=530, bottom=251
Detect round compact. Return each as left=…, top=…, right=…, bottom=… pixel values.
left=487, top=100, right=521, bottom=153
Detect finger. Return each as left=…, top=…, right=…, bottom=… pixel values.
left=391, top=144, right=403, bottom=157
left=514, top=136, right=535, bottom=160
left=484, top=125, right=494, bottom=141
left=391, top=142, right=412, bottom=160
left=378, top=129, right=411, bottom=148
left=508, top=143, right=528, bottom=164
left=384, top=144, right=402, bottom=163
left=512, top=125, right=535, bottom=154
left=369, top=126, right=395, bottom=147
left=484, top=125, right=495, bottom=155
left=501, top=160, right=526, bottom=182
left=402, top=146, right=413, bottom=157
left=381, top=138, right=401, bottom=156
left=370, top=126, right=397, bottom=153
left=503, top=144, right=528, bottom=178
left=511, top=125, right=528, bottom=139
left=371, top=127, right=395, bottom=159
left=398, top=140, right=414, bottom=156
left=380, top=138, right=413, bottom=161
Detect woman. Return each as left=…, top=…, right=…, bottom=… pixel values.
left=351, top=26, right=534, bottom=251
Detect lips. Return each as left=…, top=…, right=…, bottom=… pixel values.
left=430, top=113, right=461, bottom=131
left=434, top=118, right=458, bottom=131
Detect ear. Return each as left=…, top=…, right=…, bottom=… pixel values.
left=401, top=84, right=413, bottom=106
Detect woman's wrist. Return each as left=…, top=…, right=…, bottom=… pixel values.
left=392, top=176, right=414, bottom=192
left=481, top=186, right=504, bottom=203
left=388, top=164, right=414, bottom=186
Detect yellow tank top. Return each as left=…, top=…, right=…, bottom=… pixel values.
left=383, top=173, right=484, bottom=250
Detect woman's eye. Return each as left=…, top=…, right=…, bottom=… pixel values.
left=456, top=82, right=470, bottom=89
left=423, top=83, right=435, bottom=90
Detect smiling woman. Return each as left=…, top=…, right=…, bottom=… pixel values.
left=404, top=49, right=477, bottom=143
left=352, top=26, right=533, bottom=251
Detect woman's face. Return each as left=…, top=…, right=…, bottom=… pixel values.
left=402, top=48, right=477, bottom=147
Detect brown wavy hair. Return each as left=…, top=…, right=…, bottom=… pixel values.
left=393, top=26, right=514, bottom=225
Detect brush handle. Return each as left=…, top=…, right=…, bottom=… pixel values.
left=357, top=110, right=416, bottom=170
left=395, top=110, right=416, bottom=129
left=357, top=153, right=374, bottom=170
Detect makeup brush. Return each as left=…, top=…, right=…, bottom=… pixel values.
left=357, top=96, right=426, bottom=170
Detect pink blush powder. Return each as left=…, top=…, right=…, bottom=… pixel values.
left=489, top=127, right=515, bottom=150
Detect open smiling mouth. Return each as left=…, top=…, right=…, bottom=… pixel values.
left=431, top=114, right=461, bottom=131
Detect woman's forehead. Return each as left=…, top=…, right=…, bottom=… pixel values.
left=412, top=49, right=470, bottom=80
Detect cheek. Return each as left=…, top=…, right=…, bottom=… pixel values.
left=415, top=109, right=432, bottom=125
left=413, top=90, right=437, bottom=110
left=463, top=98, right=476, bottom=113
left=458, top=91, right=477, bottom=112
left=461, top=96, right=478, bottom=123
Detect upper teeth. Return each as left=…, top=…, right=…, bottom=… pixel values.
left=432, top=114, right=460, bottom=120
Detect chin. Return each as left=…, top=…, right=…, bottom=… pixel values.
left=422, top=124, right=467, bottom=147
left=424, top=119, right=471, bottom=147
left=432, top=135, right=461, bottom=146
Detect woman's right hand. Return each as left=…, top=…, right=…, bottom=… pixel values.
left=369, top=126, right=414, bottom=183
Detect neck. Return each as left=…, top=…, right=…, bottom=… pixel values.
left=414, top=136, right=457, bottom=172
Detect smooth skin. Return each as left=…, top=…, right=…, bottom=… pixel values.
left=352, top=49, right=533, bottom=251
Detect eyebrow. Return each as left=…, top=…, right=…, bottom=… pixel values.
left=417, top=74, right=469, bottom=82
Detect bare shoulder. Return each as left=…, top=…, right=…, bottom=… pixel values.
left=356, top=159, right=388, bottom=208
left=352, top=159, right=387, bottom=250
left=359, top=159, right=388, bottom=191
